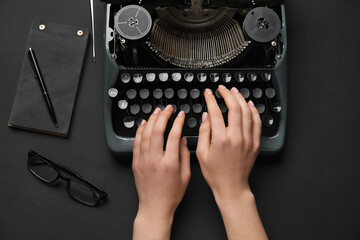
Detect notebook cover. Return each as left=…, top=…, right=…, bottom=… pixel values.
left=8, top=20, right=89, bottom=137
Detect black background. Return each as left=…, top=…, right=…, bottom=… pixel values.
left=1, top=0, right=359, bottom=239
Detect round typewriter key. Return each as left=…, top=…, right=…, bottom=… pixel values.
left=153, top=88, right=163, bottom=99
left=219, top=103, right=228, bottom=113
left=126, top=89, right=137, bottom=99
left=146, top=73, right=156, bottom=82
left=255, top=103, right=265, bottom=114
left=133, top=73, right=143, bottom=83
left=187, top=117, right=198, bottom=128
left=121, top=73, right=131, bottom=83
left=130, top=104, right=140, bottom=115
left=261, top=72, right=272, bottom=81
left=172, top=104, right=177, bottom=114
left=172, top=72, right=181, bottom=82
left=118, top=100, right=128, bottom=109
left=184, top=72, right=194, bottom=82
left=123, top=117, right=135, bottom=128
left=215, top=89, right=221, bottom=98
left=247, top=72, right=257, bottom=82
left=197, top=73, right=207, bottom=82
left=272, top=103, right=282, bottom=113
left=192, top=103, right=202, bottom=114
left=156, top=105, right=165, bottom=110
left=190, top=89, right=200, bottom=99
left=222, top=73, right=232, bottom=83
left=210, top=73, right=220, bottom=82
left=164, top=88, right=175, bottom=99
left=252, top=88, right=263, bottom=98
left=159, top=73, right=169, bottom=82
left=108, top=88, right=118, bottom=98
left=240, top=88, right=250, bottom=99
left=180, top=104, right=190, bottom=114
left=265, top=88, right=276, bottom=99
left=235, top=72, right=245, bottom=82
left=142, top=103, right=152, bottom=114
left=139, top=89, right=150, bottom=99
left=262, top=115, right=274, bottom=128
left=177, top=89, right=188, bottom=99
left=136, top=118, right=144, bottom=127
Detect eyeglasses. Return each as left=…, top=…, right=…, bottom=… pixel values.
left=27, top=150, right=108, bottom=207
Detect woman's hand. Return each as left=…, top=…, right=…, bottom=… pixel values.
left=132, top=105, right=190, bottom=240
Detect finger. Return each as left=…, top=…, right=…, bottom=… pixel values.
left=204, top=88, right=226, bottom=136
left=231, top=87, right=253, bottom=140
left=217, top=85, right=242, bottom=134
left=196, top=112, right=211, bottom=159
left=150, top=105, right=173, bottom=156
left=164, top=111, right=185, bottom=160
left=133, top=120, right=147, bottom=166
left=180, top=137, right=191, bottom=181
left=140, top=107, right=162, bottom=159
left=248, top=100, right=262, bottom=150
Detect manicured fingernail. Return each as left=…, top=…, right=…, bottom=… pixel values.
left=182, top=137, right=187, bottom=146
left=248, top=100, right=255, bottom=107
left=140, top=120, right=146, bottom=126
left=202, top=112, right=208, bottom=122
left=153, top=107, right=161, bottom=115
left=218, top=84, right=226, bottom=89
left=205, top=88, right=212, bottom=95
left=231, top=87, right=239, bottom=93
left=165, top=104, right=172, bottom=111
left=178, top=110, right=185, bottom=117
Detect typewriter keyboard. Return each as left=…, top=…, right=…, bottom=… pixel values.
left=109, top=69, right=281, bottom=138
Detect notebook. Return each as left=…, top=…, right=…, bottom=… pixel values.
left=8, top=20, right=89, bottom=137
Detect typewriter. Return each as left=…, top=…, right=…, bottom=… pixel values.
left=101, top=0, right=287, bottom=155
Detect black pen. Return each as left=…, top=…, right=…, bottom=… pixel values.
left=28, top=48, right=58, bottom=127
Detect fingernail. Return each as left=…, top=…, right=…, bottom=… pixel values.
left=248, top=100, right=255, bottom=107
left=178, top=110, right=185, bottom=117
left=140, top=120, right=146, bottom=126
left=205, top=88, right=212, bottom=95
left=231, top=87, right=239, bottom=93
left=182, top=137, right=187, bottom=146
left=165, top=104, right=172, bottom=111
left=218, top=84, right=226, bottom=89
left=153, top=107, right=161, bottom=115
left=202, top=112, right=208, bottom=122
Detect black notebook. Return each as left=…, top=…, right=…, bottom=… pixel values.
left=8, top=20, right=89, bottom=137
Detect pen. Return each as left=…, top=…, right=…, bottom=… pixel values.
left=28, top=47, right=58, bottom=127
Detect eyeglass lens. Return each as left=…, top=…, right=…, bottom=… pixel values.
left=29, top=156, right=58, bottom=183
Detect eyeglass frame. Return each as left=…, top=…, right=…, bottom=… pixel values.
left=27, top=150, right=108, bottom=207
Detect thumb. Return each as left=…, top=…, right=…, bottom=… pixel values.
left=180, top=137, right=191, bottom=182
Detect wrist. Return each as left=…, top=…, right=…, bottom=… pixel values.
left=134, top=211, right=174, bottom=240
left=137, top=202, right=175, bottom=222
left=214, top=188, right=255, bottom=210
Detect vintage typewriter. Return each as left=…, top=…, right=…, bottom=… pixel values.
left=101, top=0, right=287, bottom=155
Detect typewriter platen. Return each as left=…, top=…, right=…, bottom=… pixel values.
left=101, top=0, right=287, bottom=155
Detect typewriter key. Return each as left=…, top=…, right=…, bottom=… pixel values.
left=215, top=89, right=221, bottom=98
left=172, top=73, right=181, bottom=82
left=272, top=103, right=282, bottom=113
left=210, top=73, right=220, bottom=82
left=187, top=117, right=198, bottom=128
left=262, top=115, right=274, bottom=127
left=252, top=88, right=263, bottom=98
left=136, top=118, right=144, bottom=127
left=164, top=88, right=175, bottom=99
left=172, top=104, right=177, bottom=114
left=118, top=100, right=128, bottom=109
left=156, top=105, right=165, bottom=110
left=153, top=89, right=163, bottom=99
left=261, top=72, right=272, bottom=81
left=197, top=73, right=207, bottom=82
left=142, top=103, right=152, bottom=114
left=184, top=72, right=194, bottom=82
left=123, top=117, right=135, bottom=128
left=235, top=72, right=245, bottom=82
left=121, top=73, right=131, bottom=83
left=265, top=88, right=276, bottom=99
left=190, top=89, right=200, bottom=99
left=126, top=89, right=137, bottom=99
left=240, top=88, right=250, bottom=99
left=219, top=103, right=228, bottom=113
left=108, top=88, right=118, bottom=98
left=146, top=73, right=156, bottom=82
left=159, top=73, right=169, bottom=82
left=180, top=104, right=190, bottom=114
left=222, top=73, right=232, bottom=83
left=130, top=104, right=141, bottom=115
left=139, top=89, right=150, bottom=99
left=255, top=103, right=265, bottom=114
left=133, top=73, right=143, bottom=83
left=248, top=73, right=257, bottom=82
left=177, top=89, right=188, bottom=99
left=192, top=104, right=202, bottom=114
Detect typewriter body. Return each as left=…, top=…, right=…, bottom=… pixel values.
left=101, top=0, right=287, bottom=156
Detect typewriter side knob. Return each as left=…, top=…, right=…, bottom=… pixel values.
left=114, top=5, right=152, bottom=40
left=243, top=7, right=281, bottom=43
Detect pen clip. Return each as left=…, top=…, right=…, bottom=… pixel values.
left=28, top=48, right=39, bottom=79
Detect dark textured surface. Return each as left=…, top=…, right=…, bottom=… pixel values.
left=0, top=1, right=359, bottom=239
